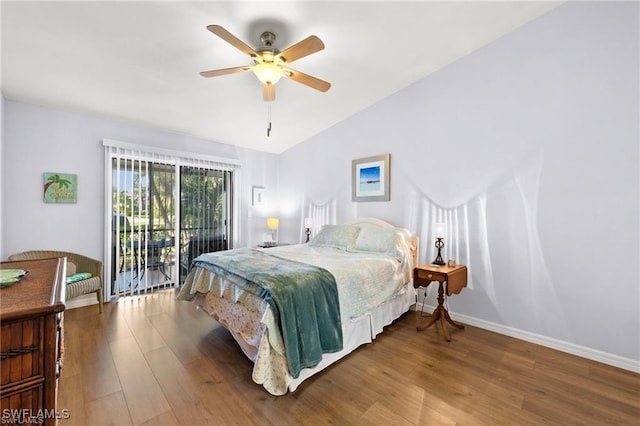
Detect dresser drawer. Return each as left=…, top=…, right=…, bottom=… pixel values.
left=0, top=383, right=44, bottom=412
left=0, top=318, right=44, bottom=387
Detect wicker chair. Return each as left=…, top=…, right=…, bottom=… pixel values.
left=8, top=250, right=103, bottom=313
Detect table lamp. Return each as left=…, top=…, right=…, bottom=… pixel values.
left=304, top=217, right=312, bottom=243
left=266, top=217, right=279, bottom=247
left=432, top=222, right=445, bottom=266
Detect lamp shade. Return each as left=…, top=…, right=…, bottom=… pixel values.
left=253, top=62, right=284, bottom=85
left=434, top=222, right=446, bottom=238
left=304, top=218, right=312, bottom=228
left=267, top=217, right=280, bottom=230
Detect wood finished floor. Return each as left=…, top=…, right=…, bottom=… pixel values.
left=58, top=289, right=639, bottom=425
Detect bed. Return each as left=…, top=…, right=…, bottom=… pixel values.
left=177, top=217, right=418, bottom=395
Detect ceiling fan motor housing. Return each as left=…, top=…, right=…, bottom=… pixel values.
left=257, top=32, right=281, bottom=63
left=260, top=31, right=277, bottom=47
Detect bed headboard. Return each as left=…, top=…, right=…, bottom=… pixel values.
left=344, top=217, right=419, bottom=268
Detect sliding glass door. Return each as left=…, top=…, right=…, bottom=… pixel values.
left=105, top=142, right=237, bottom=298
left=179, top=166, right=231, bottom=283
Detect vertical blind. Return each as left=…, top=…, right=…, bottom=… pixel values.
left=104, top=139, right=240, bottom=299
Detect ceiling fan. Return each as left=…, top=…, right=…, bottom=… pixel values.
left=200, top=25, right=331, bottom=102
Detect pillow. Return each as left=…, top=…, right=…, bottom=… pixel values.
left=308, top=225, right=360, bottom=250
left=66, top=272, right=92, bottom=285
left=350, top=226, right=407, bottom=261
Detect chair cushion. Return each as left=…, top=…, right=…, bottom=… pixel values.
left=66, top=272, right=92, bottom=285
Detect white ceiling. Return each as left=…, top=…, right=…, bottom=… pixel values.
left=1, top=1, right=561, bottom=154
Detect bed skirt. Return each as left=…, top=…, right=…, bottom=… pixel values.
left=288, top=281, right=416, bottom=392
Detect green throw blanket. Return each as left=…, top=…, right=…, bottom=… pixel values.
left=192, top=248, right=343, bottom=378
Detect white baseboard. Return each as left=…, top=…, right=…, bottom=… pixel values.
left=415, top=302, right=640, bottom=374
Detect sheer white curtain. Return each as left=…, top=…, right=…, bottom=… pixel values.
left=304, top=198, right=337, bottom=241
left=405, top=184, right=502, bottom=294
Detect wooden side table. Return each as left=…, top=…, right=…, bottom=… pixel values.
left=414, top=263, right=467, bottom=341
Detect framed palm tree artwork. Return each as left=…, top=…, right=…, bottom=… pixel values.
left=43, top=172, right=77, bottom=203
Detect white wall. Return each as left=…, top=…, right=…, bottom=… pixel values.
left=1, top=101, right=278, bottom=260
left=0, top=0, right=3, bottom=260
left=0, top=94, right=4, bottom=260
left=277, top=2, right=639, bottom=366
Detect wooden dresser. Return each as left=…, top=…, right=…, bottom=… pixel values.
left=0, top=258, right=66, bottom=425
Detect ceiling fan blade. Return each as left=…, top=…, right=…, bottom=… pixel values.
left=283, top=68, right=331, bottom=92
left=200, top=65, right=252, bottom=78
left=277, top=35, right=325, bottom=64
left=263, top=84, right=276, bottom=102
left=207, top=25, right=258, bottom=58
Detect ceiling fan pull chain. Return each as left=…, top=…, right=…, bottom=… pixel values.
left=267, top=104, right=272, bottom=137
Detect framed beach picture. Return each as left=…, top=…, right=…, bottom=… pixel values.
left=44, top=172, right=78, bottom=203
left=352, top=154, right=390, bottom=202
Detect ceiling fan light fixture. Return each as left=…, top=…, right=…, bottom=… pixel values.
left=201, top=25, right=330, bottom=100
left=253, top=62, right=284, bottom=85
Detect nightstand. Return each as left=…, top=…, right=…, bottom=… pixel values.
left=257, top=243, right=290, bottom=248
left=413, top=263, right=467, bottom=341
